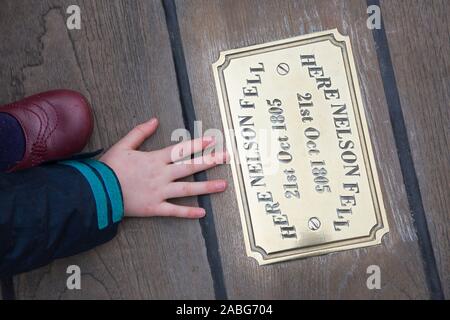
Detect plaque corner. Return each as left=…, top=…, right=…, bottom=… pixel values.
left=212, top=51, right=228, bottom=70
left=374, top=224, right=390, bottom=245
left=247, top=250, right=270, bottom=266
left=330, top=28, right=349, bottom=42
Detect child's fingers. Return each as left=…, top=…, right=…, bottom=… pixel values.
left=165, top=180, right=227, bottom=198
left=115, top=118, right=158, bottom=150
left=157, top=202, right=206, bottom=218
left=163, top=136, right=215, bottom=163
left=168, top=151, right=228, bottom=180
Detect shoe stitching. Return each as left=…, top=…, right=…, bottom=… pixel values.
left=30, top=101, right=60, bottom=166
left=8, top=97, right=62, bottom=168
left=26, top=105, right=46, bottom=166
left=41, top=98, right=60, bottom=138
left=32, top=102, right=57, bottom=141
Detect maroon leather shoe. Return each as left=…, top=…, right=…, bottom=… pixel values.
left=1, top=90, right=94, bottom=172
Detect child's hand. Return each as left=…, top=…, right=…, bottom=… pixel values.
left=100, top=118, right=228, bottom=218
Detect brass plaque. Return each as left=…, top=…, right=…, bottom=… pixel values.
left=213, top=29, right=389, bottom=265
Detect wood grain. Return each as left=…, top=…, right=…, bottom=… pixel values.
left=0, top=0, right=214, bottom=299
left=381, top=0, right=450, bottom=297
left=176, top=0, right=430, bottom=299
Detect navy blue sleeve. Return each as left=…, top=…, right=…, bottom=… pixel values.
left=0, top=160, right=124, bottom=277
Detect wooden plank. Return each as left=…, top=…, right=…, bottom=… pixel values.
left=176, top=0, right=430, bottom=299
left=381, top=0, right=450, bottom=298
left=0, top=0, right=214, bottom=299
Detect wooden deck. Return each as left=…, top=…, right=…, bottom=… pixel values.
left=0, top=0, right=448, bottom=299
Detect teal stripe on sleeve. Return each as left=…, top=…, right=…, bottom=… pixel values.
left=83, top=160, right=124, bottom=223
left=60, top=160, right=109, bottom=230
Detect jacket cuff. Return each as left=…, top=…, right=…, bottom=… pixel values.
left=60, top=159, right=124, bottom=229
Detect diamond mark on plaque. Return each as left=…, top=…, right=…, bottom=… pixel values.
left=276, top=63, right=290, bottom=76
left=308, top=217, right=321, bottom=231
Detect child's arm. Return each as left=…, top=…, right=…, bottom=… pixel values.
left=0, top=118, right=228, bottom=277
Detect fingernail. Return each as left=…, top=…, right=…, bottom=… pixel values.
left=204, top=136, right=215, bottom=144
left=149, top=118, right=157, bottom=124
left=214, top=152, right=228, bottom=164
left=216, top=180, right=227, bottom=191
